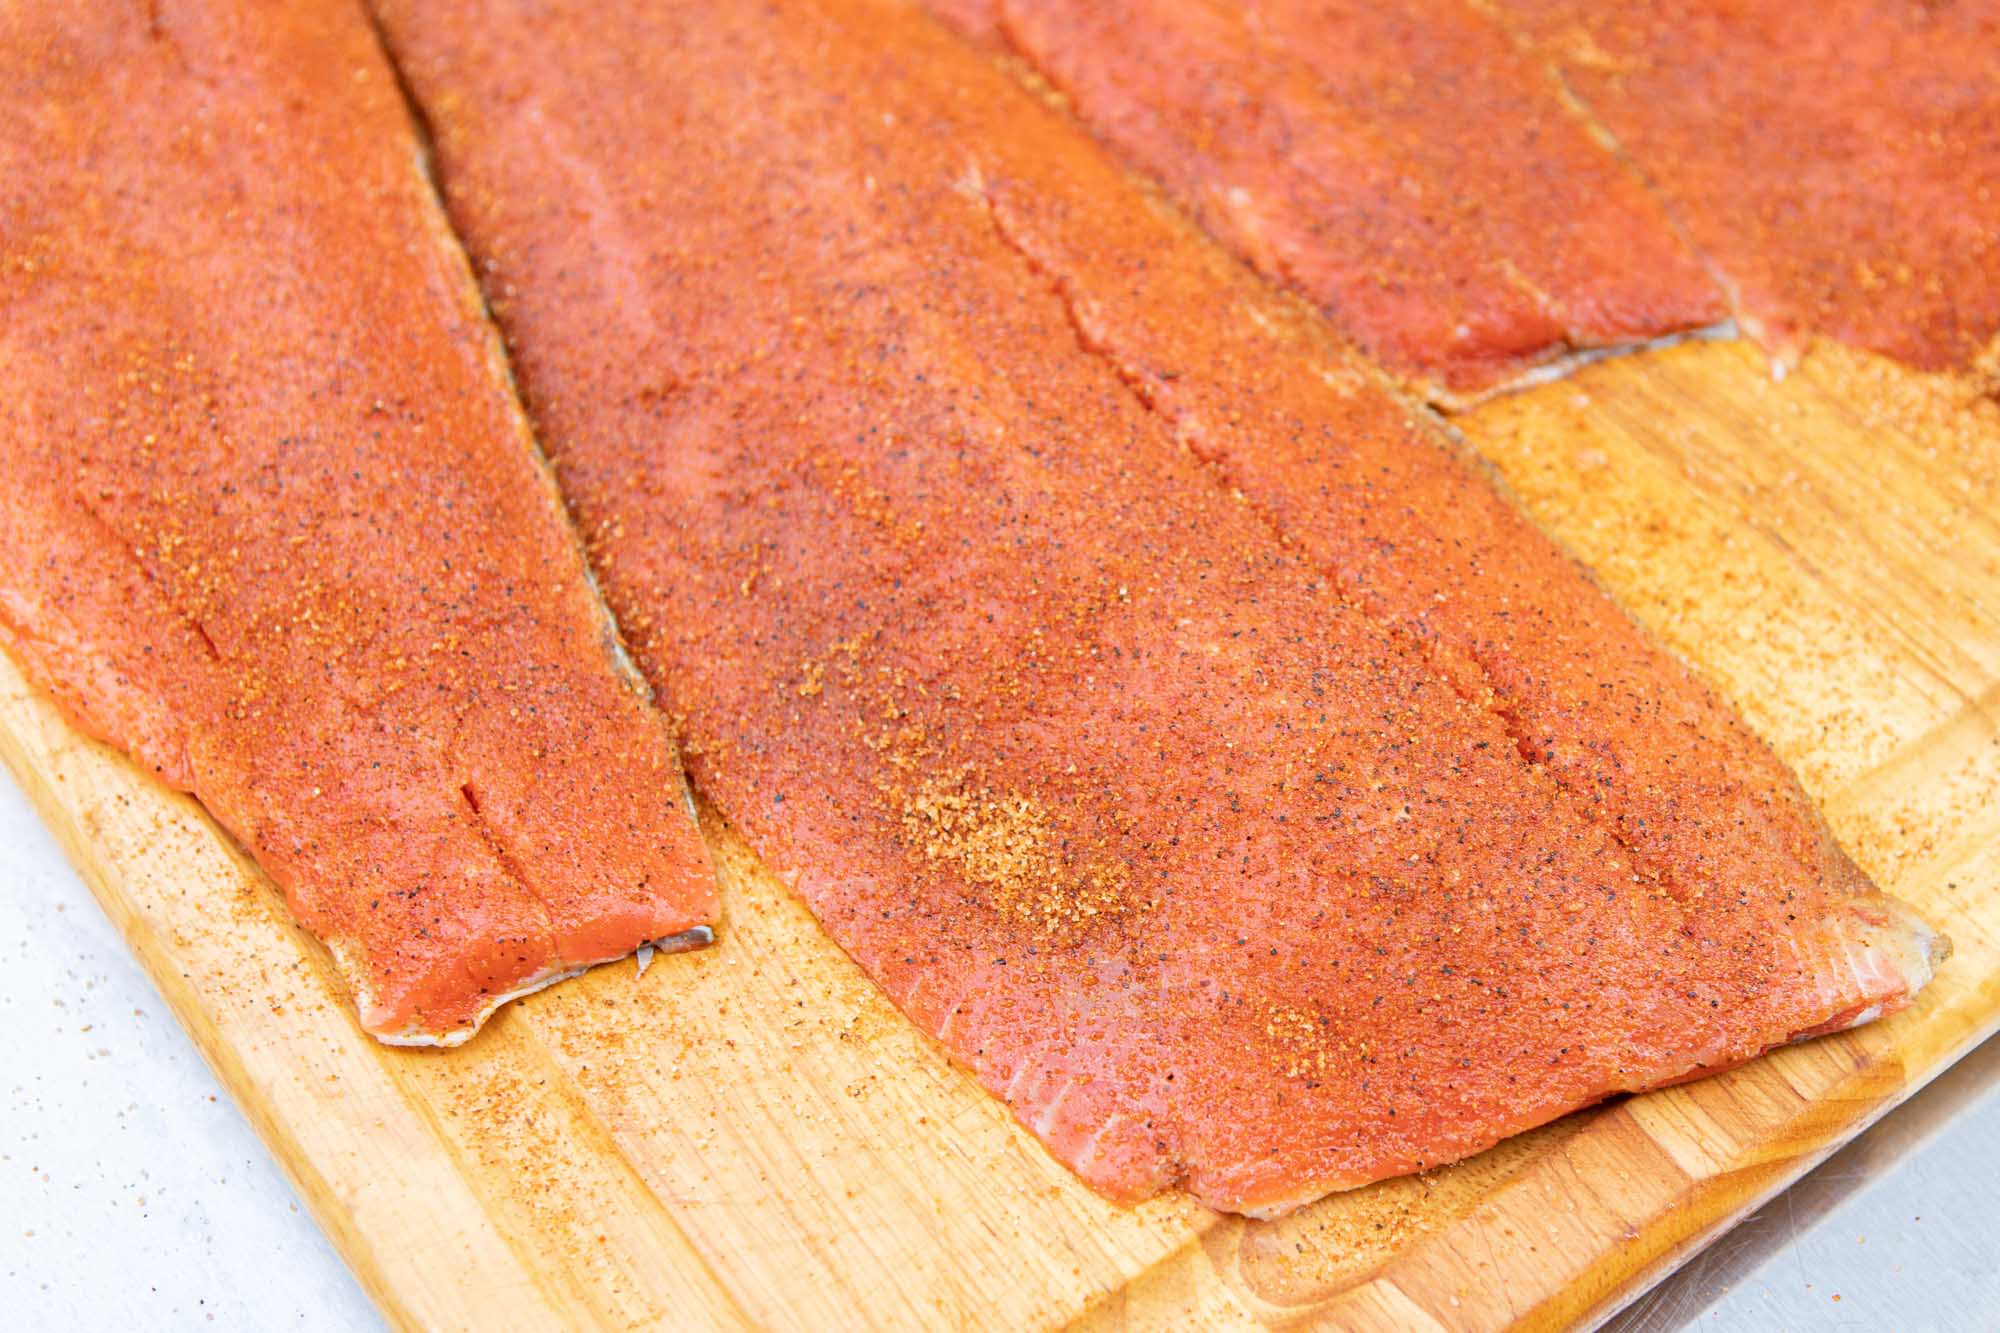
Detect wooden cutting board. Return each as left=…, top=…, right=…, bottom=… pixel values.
left=4, top=336, right=1997, bottom=1331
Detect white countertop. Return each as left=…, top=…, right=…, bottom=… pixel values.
left=0, top=774, right=379, bottom=1330
left=2, top=767, right=1992, bottom=1329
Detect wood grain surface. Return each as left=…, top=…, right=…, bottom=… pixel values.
left=4, top=336, right=1996, bottom=1330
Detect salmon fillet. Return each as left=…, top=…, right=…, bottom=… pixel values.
left=928, top=0, right=1727, bottom=399
left=373, top=0, right=1942, bottom=1212
left=0, top=0, right=717, bottom=1044
left=1489, top=0, right=2000, bottom=375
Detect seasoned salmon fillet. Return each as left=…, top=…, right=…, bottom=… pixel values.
left=928, top=0, right=1727, bottom=399
left=1490, top=0, right=2000, bottom=375
left=0, top=0, right=717, bottom=1044
left=373, top=0, right=1941, bottom=1212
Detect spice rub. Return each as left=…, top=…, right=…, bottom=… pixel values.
left=0, top=0, right=717, bottom=1043
left=374, top=0, right=1942, bottom=1212
left=915, top=99, right=1925, bottom=1042
left=928, top=0, right=1727, bottom=398
left=1490, top=0, right=2000, bottom=376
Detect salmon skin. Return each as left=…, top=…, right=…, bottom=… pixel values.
left=0, top=0, right=718, bottom=1045
left=374, top=0, right=1943, bottom=1213
left=927, top=0, right=1728, bottom=400
left=1489, top=0, right=2000, bottom=376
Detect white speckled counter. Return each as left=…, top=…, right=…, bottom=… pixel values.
left=0, top=774, right=379, bottom=1329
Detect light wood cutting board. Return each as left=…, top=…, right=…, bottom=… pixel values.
left=4, top=336, right=1997, bottom=1331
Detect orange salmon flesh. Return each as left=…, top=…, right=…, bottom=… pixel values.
left=0, top=0, right=718, bottom=1044
left=372, top=0, right=1943, bottom=1213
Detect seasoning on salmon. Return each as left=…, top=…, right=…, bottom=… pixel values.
left=0, top=0, right=717, bottom=1045
left=927, top=0, right=1727, bottom=399
left=920, top=91, right=1930, bottom=1044
left=1489, top=0, right=2000, bottom=375
left=374, top=0, right=1943, bottom=1214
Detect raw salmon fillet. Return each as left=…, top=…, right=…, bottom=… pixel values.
left=1491, top=0, right=2000, bottom=375
left=374, top=0, right=1942, bottom=1212
left=928, top=0, right=1727, bottom=399
left=0, top=0, right=717, bottom=1044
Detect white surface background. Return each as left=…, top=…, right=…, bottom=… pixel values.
left=1, top=764, right=1993, bottom=1330
left=0, top=773, right=379, bottom=1330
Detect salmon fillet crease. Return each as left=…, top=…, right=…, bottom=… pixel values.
left=0, top=0, right=717, bottom=1045
left=928, top=0, right=1727, bottom=400
left=1489, top=0, right=2000, bottom=376
left=373, top=0, right=1944, bottom=1212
